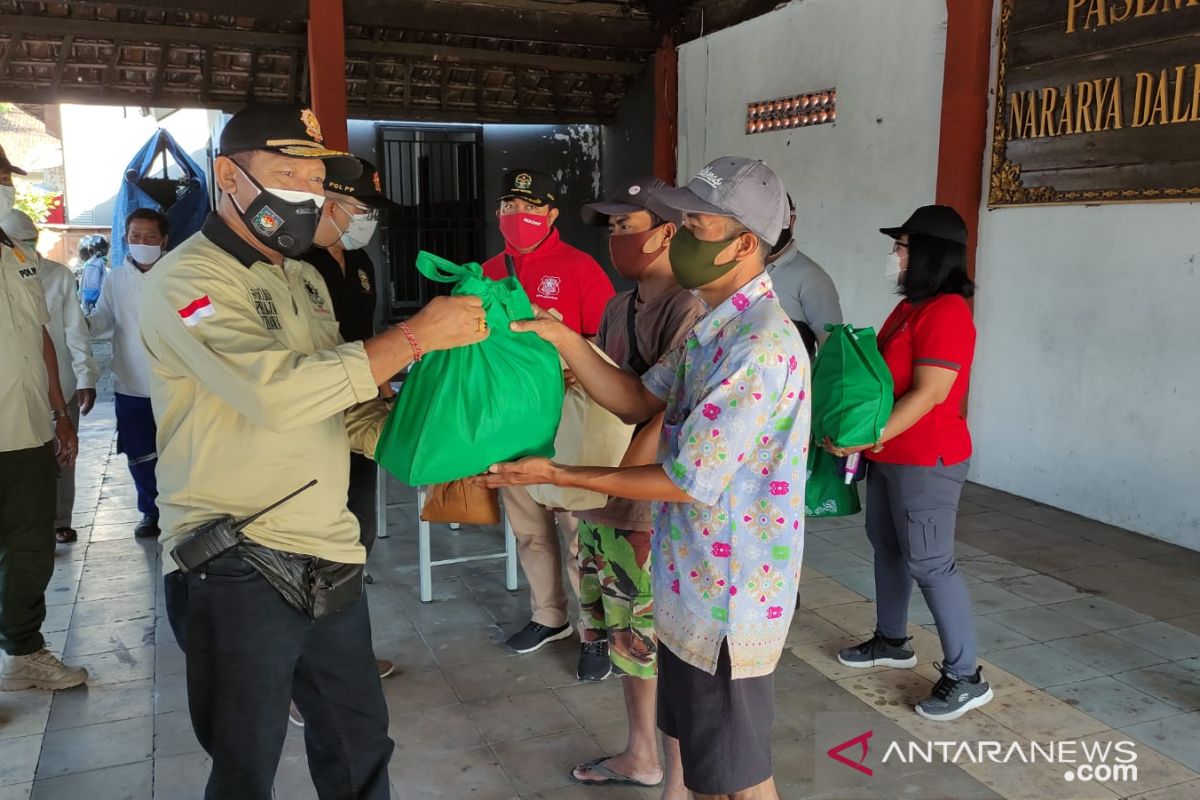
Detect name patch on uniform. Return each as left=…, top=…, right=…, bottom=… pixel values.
left=178, top=295, right=216, bottom=327
left=250, top=287, right=282, bottom=331
left=18, top=265, right=38, bottom=279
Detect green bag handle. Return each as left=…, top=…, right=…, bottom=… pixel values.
left=415, top=251, right=483, bottom=284
left=414, top=251, right=535, bottom=323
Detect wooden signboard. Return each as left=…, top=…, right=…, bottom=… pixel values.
left=989, top=0, right=1200, bottom=206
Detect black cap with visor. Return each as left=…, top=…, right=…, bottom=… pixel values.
left=218, top=105, right=361, bottom=183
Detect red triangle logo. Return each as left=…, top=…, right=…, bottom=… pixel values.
left=827, top=730, right=874, bottom=777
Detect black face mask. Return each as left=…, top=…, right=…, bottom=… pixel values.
left=230, top=164, right=325, bottom=258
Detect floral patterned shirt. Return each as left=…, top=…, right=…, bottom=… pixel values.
left=643, top=274, right=810, bottom=679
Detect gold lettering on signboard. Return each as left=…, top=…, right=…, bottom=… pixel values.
left=1150, top=68, right=1171, bottom=124
left=1066, top=0, right=1197, bottom=31
left=1059, top=83, right=1077, bottom=134
left=1192, top=63, right=1200, bottom=121
left=1171, top=65, right=1190, bottom=122
left=1133, top=71, right=1153, bottom=126
left=1009, top=92, right=1025, bottom=139
left=1041, top=87, right=1060, bottom=136
left=1103, top=76, right=1124, bottom=129
left=1110, top=0, right=1135, bottom=22
left=1076, top=80, right=1096, bottom=132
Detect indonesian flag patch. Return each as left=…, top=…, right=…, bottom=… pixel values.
left=178, top=295, right=216, bottom=327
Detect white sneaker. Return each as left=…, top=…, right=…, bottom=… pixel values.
left=0, top=649, right=88, bottom=691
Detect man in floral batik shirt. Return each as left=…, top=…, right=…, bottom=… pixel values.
left=482, top=156, right=809, bottom=800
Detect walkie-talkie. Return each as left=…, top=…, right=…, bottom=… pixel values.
left=171, top=480, right=318, bottom=572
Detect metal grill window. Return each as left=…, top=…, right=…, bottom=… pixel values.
left=377, top=125, right=484, bottom=319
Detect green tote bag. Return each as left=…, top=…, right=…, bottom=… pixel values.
left=374, top=252, right=564, bottom=485
left=810, top=324, right=894, bottom=448
left=804, top=446, right=862, bottom=518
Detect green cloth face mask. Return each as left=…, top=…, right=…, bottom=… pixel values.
left=668, top=227, right=742, bottom=290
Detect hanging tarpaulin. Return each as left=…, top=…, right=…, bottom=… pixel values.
left=111, top=129, right=210, bottom=268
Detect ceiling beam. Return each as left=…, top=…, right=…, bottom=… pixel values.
left=60, top=0, right=659, bottom=49
left=0, top=33, right=23, bottom=79
left=0, top=82, right=612, bottom=124
left=0, top=14, right=645, bottom=76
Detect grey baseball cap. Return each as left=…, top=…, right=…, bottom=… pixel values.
left=658, top=157, right=789, bottom=247
left=581, top=176, right=685, bottom=227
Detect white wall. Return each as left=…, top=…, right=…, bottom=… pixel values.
left=677, top=0, right=949, bottom=328
left=970, top=8, right=1200, bottom=550
left=60, top=105, right=214, bottom=227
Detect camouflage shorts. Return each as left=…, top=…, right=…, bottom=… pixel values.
left=578, top=522, right=656, bottom=678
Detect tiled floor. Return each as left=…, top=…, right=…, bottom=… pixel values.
left=2, top=405, right=1200, bottom=799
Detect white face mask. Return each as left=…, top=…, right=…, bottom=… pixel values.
left=885, top=251, right=904, bottom=286
left=128, top=243, right=163, bottom=265
left=0, top=185, right=15, bottom=218
left=267, top=186, right=326, bottom=208
left=340, top=215, right=378, bottom=250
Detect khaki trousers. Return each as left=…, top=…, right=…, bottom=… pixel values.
left=500, top=486, right=582, bottom=631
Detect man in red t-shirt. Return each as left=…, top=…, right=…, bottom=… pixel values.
left=481, top=169, right=614, bottom=334
left=482, top=169, right=615, bottom=660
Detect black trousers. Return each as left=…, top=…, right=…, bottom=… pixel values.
left=165, top=553, right=393, bottom=800
left=0, top=443, right=56, bottom=656
left=348, top=453, right=377, bottom=554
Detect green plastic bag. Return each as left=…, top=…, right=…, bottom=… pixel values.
left=811, top=324, right=894, bottom=448
left=804, top=446, right=862, bottom=517
left=374, top=252, right=564, bottom=485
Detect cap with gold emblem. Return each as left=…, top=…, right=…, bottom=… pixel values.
left=323, top=157, right=401, bottom=212
left=0, top=145, right=27, bottom=176
left=218, top=104, right=360, bottom=182
left=498, top=168, right=558, bottom=206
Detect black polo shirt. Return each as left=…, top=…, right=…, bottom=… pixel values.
left=301, top=246, right=378, bottom=344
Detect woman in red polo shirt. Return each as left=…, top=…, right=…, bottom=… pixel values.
left=828, top=205, right=991, bottom=722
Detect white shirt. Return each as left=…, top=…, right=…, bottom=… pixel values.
left=0, top=240, right=53, bottom=451
left=38, top=256, right=98, bottom=399
left=89, top=256, right=154, bottom=398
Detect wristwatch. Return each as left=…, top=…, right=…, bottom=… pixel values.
left=51, top=408, right=69, bottom=422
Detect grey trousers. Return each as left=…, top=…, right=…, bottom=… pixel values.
left=53, top=399, right=81, bottom=531
left=865, top=459, right=978, bottom=677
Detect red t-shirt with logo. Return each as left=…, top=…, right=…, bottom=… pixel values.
left=481, top=228, right=615, bottom=336
left=867, top=293, right=975, bottom=467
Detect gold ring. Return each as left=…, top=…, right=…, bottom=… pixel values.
left=478, top=318, right=488, bottom=333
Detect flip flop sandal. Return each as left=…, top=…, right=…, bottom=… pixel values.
left=55, top=527, right=77, bottom=544
left=569, top=757, right=664, bottom=788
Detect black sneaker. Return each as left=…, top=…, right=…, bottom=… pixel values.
left=916, top=663, right=993, bottom=721
left=505, top=621, right=572, bottom=654
left=837, top=631, right=918, bottom=669
left=133, top=516, right=161, bottom=538
left=577, top=639, right=612, bottom=682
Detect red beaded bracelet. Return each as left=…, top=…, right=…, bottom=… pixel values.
left=397, top=322, right=423, bottom=363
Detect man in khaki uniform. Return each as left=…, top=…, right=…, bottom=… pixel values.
left=139, top=106, right=486, bottom=800
left=0, top=145, right=87, bottom=691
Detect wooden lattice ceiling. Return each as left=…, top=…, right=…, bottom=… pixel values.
left=0, top=0, right=780, bottom=123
